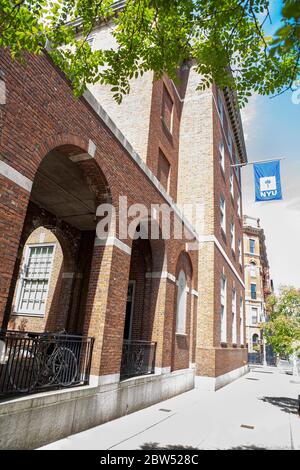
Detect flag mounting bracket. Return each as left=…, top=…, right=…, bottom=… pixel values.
left=230, top=157, right=286, bottom=168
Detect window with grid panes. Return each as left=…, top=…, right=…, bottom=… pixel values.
left=17, top=245, right=54, bottom=315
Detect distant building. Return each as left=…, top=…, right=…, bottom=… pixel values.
left=243, top=216, right=273, bottom=354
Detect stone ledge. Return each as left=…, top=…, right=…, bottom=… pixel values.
left=0, top=367, right=195, bottom=449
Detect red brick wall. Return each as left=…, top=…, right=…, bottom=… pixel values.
left=157, top=148, right=171, bottom=192
left=0, top=50, right=198, bottom=377
left=146, top=76, right=184, bottom=201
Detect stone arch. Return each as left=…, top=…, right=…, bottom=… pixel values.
left=2, top=140, right=112, bottom=333
left=123, top=218, right=166, bottom=342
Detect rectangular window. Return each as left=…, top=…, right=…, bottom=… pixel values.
left=232, top=288, right=237, bottom=344
left=217, top=89, right=224, bottom=126
left=230, top=219, right=235, bottom=252
left=249, top=238, right=255, bottom=254
left=230, top=170, right=234, bottom=198
left=16, top=244, right=55, bottom=315
left=250, top=263, right=257, bottom=277
left=219, top=142, right=225, bottom=172
left=228, top=132, right=233, bottom=158
left=251, top=283, right=257, bottom=300
left=240, top=297, right=244, bottom=345
left=238, top=239, right=242, bottom=265
left=157, top=149, right=171, bottom=192
left=251, top=307, right=259, bottom=324
left=237, top=195, right=241, bottom=218
left=220, top=275, right=227, bottom=343
left=220, top=194, right=226, bottom=234
left=162, top=85, right=173, bottom=133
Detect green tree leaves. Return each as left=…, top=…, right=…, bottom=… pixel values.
left=263, top=286, right=300, bottom=358
left=0, top=0, right=299, bottom=104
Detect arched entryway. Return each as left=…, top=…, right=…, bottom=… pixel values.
left=2, top=144, right=111, bottom=334
left=120, top=221, right=166, bottom=379
left=0, top=144, right=112, bottom=396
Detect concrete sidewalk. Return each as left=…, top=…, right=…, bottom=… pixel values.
left=40, top=366, right=300, bottom=450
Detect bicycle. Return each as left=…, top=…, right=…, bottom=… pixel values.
left=6, top=330, right=79, bottom=393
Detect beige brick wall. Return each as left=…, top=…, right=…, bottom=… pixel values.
left=88, top=23, right=154, bottom=163
left=177, top=66, right=214, bottom=234
left=177, top=66, right=246, bottom=378
left=243, top=231, right=264, bottom=350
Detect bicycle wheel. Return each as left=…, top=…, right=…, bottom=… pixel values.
left=7, top=347, right=40, bottom=393
left=51, top=347, right=78, bottom=387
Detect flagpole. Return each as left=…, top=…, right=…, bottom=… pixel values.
left=231, top=157, right=286, bottom=168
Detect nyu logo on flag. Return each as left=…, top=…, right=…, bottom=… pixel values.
left=254, top=161, right=282, bottom=202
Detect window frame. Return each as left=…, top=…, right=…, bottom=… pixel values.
left=220, top=275, right=227, bottom=343
left=219, top=141, right=225, bottom=173
left=252, top=333, right=259, bottom=346
left=230, top=169, right=234, bottom=198
left=15, top=243, right=56, bottom=317
left=237, top=195, right=241, bottom=219
left=220, top=193, right=226, bottom=234
left=238, top=239, right=242, bottom=265
left=250, top=262, right=257, bottom=278
left=230, top=219, right=235, bottom=252
left=228, top=131, right=233, bottom=159
left=251, top=307, right=259, bottom=324
left=250, top=283, right=257, bottom=300
left=176, top=270, right=187, bottom=335
left=240, top=297, right=244, bottom=345
left=232, top=288, right=237, bottom=344
left=161, top=84, right=174, bottom=135
left=249, top=238, right=255, bottom=254
left=217, top=89, right=224, bottom=126
left=158, top=148, right=171, bottom=192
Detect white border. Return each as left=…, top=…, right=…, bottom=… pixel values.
left=0, top=160, right=33, bottom=192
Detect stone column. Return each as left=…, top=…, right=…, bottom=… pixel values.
left=147, top=275, right=168, bottom=373
left=82, top=238, right=131, bottom=385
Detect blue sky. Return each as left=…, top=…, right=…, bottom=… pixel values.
left=241, top=1, right=300, bottom=290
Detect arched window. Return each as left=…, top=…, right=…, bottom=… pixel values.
left=252, top=334, right=259, bottom=345
left=250, top=261, right=256, bottom=277
left=176, top=270, right=187, bottom=334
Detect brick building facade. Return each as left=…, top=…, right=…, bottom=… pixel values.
left=0, top=15, right=247, bottom=448
left=85, top=21, right=248, bottom=389
left=243, top=216, right=273, bottom=355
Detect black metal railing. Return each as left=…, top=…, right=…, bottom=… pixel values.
left=120, top=340, right=156, bottom=380
left=248, top=351, right=276, bottom=366
left=0, top=330, right=94, bottom=398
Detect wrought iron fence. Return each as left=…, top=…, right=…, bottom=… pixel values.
left=120, top=340, right=156, bottom=380
left=248, top=351, right=277, bottom=366
left=0, top=330, right=94, bottom=398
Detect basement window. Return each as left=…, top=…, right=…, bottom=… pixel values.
left=16, top=244, right=55, bottom=316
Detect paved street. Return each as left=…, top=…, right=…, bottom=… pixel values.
left=40, top=366, right=300, bottom=450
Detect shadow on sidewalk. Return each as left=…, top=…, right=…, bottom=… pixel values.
left=229, top=445, right=267, bottom=450
left=141, top=443, right=268, bottom=450
left=140, top=442, right=199, bottom=450
left=260, top=396, right=298, bottom=414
